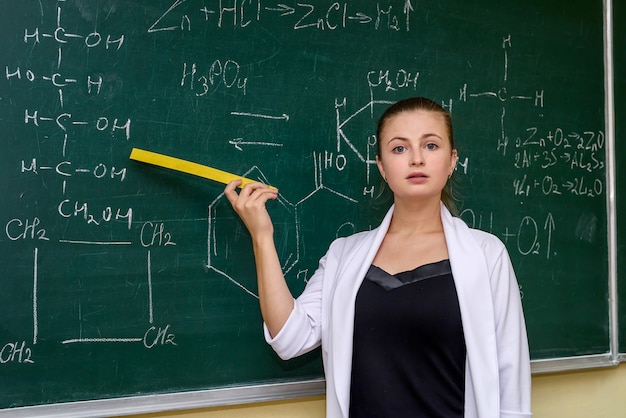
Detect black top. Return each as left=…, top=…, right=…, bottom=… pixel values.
left=349, top=260, right=466, bottom=418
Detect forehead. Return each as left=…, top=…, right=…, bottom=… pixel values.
left=380, top=110, right=449, bottom=139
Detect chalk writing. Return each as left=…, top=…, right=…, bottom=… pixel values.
left=144, top=325, right=177, bottom=348
left=181, top=60, right=248, bottom=96
left=149, top=0, right=414, bottom=32
left=1, top=1, right=179, bottom=358
left=0, top=342, right=34, bottom=364
left=5, top=218, right=49, bottom=242
left=141, top=222, right=177, bottom=247
left=57, top=200, right=133, bottom=229
left=460, top=209, right=557, bottom=260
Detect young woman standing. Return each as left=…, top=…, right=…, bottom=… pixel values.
left=224, top=97, right=532, bottom=417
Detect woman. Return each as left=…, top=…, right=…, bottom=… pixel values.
left=224, top=97, right=532, bottom=417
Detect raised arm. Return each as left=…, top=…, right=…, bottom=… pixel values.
left=223, top=180, right=295, bottom=337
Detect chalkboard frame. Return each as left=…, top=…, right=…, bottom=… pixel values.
left=0, top=380, right=326, bottom=418
left=0, top=0, right=621, bottom=416
left=605, top=0, right=621, bottom=363
left=615, top=0, right=626, bottom=362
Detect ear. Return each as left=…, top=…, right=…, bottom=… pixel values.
left=450, top=149, right=458, bottom=174
left=376, top=155, right=386, bottom=181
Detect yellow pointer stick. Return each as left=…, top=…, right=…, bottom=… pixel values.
left=129, top=148, right=275, bottom=189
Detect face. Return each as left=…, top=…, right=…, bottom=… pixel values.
left=376, top=110, right=457, bottom=202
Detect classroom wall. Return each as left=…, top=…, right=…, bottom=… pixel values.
left=129, top=364, right=626, bottom=418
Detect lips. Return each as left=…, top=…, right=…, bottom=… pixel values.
left=405, top=172, right=429, bottom=184
left=407, top=172, right=428, bottom=179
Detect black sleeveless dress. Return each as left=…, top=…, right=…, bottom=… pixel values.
left=349, top=260, right=466, bottom=417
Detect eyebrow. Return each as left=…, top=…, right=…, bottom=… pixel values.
left=385, top=133, right=444, bottom=144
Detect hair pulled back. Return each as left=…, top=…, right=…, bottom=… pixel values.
left=376, top=97, right=458, bottom=215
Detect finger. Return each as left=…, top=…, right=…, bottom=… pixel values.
left=248, top=188, right=279, bottom=205
left=240, top=182, right=278, bottom=199
left=224, top=179, right=243, bottom=204
left=248, top=186, right=279, bottom=203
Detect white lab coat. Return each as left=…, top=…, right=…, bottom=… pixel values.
left=265, top=204, right=532, bottom=417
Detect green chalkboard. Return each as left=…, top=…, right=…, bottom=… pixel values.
left=0, top=0, right=609, bottom=414
left=616, top=0, right=626, bottom=357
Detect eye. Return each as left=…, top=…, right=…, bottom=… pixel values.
left=425, top=143, right=439, bottom=150
left=392, top=145, right=406, bottom=153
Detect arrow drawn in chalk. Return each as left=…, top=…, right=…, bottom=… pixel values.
left=403, top=0, right=414, bottom=31
left=544, top=212, right=555, bottom=259
left=231, top=111, right=290, bottom=121
left=265, top=4, right=295, bottom=16
left=229, top=138, right=284, bottom=151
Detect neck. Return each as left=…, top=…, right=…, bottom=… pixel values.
left=389, top=197, right=443, bottom=235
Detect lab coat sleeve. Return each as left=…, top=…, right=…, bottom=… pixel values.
left=262, top=245, right=330, bottom=360
left=489, top=242, right=533, bottom=417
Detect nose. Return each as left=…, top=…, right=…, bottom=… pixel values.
left=410, top=149, right=424, bottom=166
